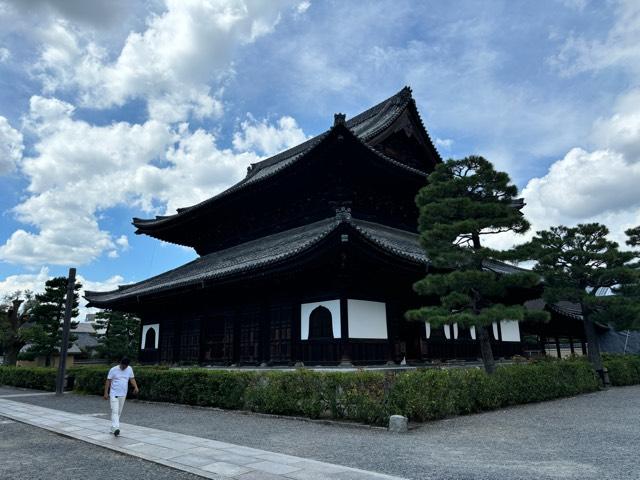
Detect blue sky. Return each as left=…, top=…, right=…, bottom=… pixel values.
left=1, top=0, right=639, bottom=316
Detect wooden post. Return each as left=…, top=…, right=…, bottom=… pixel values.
left=55, top=268, right=76, bottom=396
left=339, top=297, right=352, bottom=366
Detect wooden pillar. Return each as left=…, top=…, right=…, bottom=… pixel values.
left=173, top=313, right=182, bottom=365
left=555, top=336, right=561, bottom=358
left=569, top=336, right=575, bottom=355
left=339, top=297, right=352, bottom=366
left=292, top=297, right=302, bottom=366
left=259, top=300, right=270, bottom=366
left=385, top=302, right=396, bottom=364
left=232, top=306, right=241, bottom=365
left=198, top=315, right=206, bottom=364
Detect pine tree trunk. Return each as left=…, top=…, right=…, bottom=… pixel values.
left=583, top=315, right=605, bottom=382
left=4, top=300, right=24, bottom=366
left=4, top=343, right=20, bottom=366
left=478, top=325, right=496, bottom=374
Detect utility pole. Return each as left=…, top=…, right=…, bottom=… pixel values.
left=55, top=267, right=76, bottom=396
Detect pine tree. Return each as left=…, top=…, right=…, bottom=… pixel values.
left=0, top=291, right=36, bottom=366
left=406, top=156, right=547, bottom=374
left=26, top=277, right=81, bottom=366
left=612, top=226, right=640, bottom=331
left=626, top=226, right=640, bottom=247
left=94, top=310, right=140, bottom=362
left=509, top=223, right=639, bottom=377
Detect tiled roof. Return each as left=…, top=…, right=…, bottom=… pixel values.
left=133, top=87, right=439, bottom=231
left=87, top=212, right=525, bottom=307
left=88, top=216, right=342, bottom=305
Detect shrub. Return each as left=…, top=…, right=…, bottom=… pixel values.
left=245, top=370, right=328, bottom=418
left=603, top=354, right=640, bottom=386
left=2, top=355, right=639, bottom=426
left=0, top=366, right=57, bottom=390
left=70, top=366, right=109, bottom=394
left=328, top=371, right=390, bottom=424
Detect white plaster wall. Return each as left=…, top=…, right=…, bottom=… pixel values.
left=347, top=300, right=388, bottom=339
left=470, top=326, right=476, bottom=340
left=141, top=323, right=159, bottom=349
left=444, top=324, right=451, bottom=340
left=425, top=322, right=431, bottom=339
left=453, top=323, right=459, bottom=340
left=492, top=322, right=499, bottom=340
left=500, top=320, right=521, bottom=342
left=300, top=300, right=341, bottom=340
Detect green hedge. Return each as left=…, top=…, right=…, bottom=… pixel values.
left=2, top=355, right=639, bottom=425
left=70, top=359, right=602, bottom=425
left=0, top=366, right=57, bottom=390
left=603, top=354, right=640, bottom=386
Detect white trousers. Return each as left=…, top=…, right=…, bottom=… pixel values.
left=109, top=396, right=126, bottom=430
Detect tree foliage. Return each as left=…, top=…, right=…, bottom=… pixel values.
left=0, top=291, right=37, bottom=366
left=406, top=156, right=547, bottom=373
left=626, top=226, right=640, bottom=248
left=94, top=310, right=140, bottom=361
left=25, top=277, right=81, bottom=366
left=507, top=223, right=640, bottom=373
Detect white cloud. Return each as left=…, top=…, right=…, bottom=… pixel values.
left=295, top=1, right=311, bottom=15
left=549, top=1, right=640, bottom=77
left=0, top=95, right=306, bottom=266
left=0, top=267, right=51, bottom=298
left=485, top=88, right=640, bottom=250
left=435, top=137, right=453, bottom=149
left=115, top=235, right=129, bottom=250
left=78, top=273, right=125, bottom=319
left=3, top=0, right=133, bottom=28
left=522, top=147, right=640, bottom=231
left=137, top=124, right=258, bottom=214
left=261, top=6, right=597, bottom=180
left=593, top=88, right=640, bottom=162
left=518, top=90, right=640, bottom=246
left=232, top=115, right=308, bottom=156
left=34, top=0, right=296, bottom=122
left=0, top=116, right=23, bottom=174
left=0, top=47, right=9, bottom=62
left=480, top=2, right=640, bottom=250
left=0, top=267, right=124, bottom=319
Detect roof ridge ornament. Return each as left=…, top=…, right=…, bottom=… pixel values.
left=335, top=206, right=352, bottom=221
left=334, top=113, right=346, bottom=126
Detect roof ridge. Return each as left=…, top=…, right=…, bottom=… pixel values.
left=246, top=86, right=413, bottom=178
left=133, top=87, right=433, bottom=233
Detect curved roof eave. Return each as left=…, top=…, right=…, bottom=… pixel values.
left=86, top=214, right=430, bottom=307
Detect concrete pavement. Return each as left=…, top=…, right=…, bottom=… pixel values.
left=0, top=397, right=406, bottom=480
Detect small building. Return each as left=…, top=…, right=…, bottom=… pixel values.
left=86, top=88, right=579, bottom=366
left=74, top=321, right=100, bottom=357
left=17, top=344, right=82, bottom=368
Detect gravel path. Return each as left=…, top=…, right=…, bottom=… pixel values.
left=0, top=415, right=204, bottom=480
left=1, top=385, right=638, bottom=479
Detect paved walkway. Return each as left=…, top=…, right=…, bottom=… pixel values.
left=2, top=385, right=639, bottom=479
left=0, top=398, right=405, bottom=480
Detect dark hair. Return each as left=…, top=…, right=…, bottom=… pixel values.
left=120, top=357, right=130, bottom=366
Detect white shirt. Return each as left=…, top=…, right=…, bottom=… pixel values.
left=107, top=365, right=134, bottom=398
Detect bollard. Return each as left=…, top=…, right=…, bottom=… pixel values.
left=388, top=415, right=408, bottom=433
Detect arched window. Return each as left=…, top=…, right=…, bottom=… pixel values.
left=144, top=327, right=157, bottom=350
left=308, top=306, right=334, bottom=340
